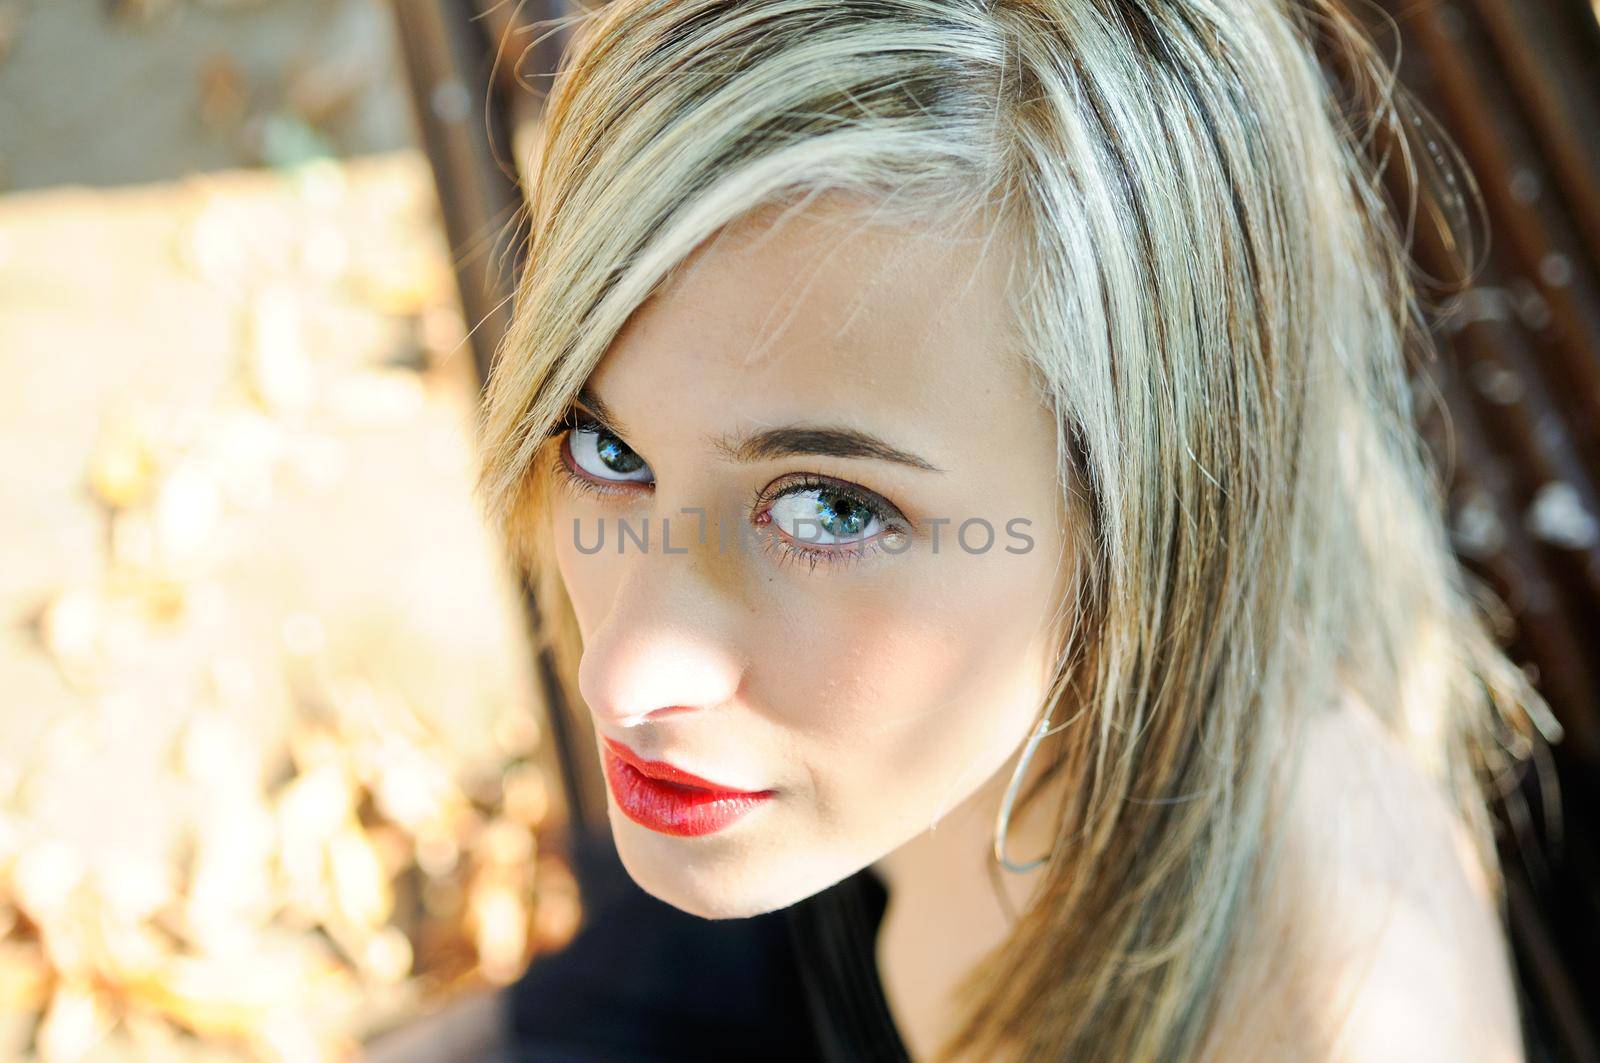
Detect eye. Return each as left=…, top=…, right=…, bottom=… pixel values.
left=768, top=484, right=884, bottom=545
left=567, top=422, right=653, bottom=484
left=755, top=474, right=909, bottom=571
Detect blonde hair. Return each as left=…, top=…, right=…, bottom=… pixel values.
left=475, top=1, right=1559, bottom=1058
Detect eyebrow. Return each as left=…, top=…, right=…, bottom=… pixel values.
left=572, top=386, right=943, bottom=473
left=714, top=425, right=944, bottom=472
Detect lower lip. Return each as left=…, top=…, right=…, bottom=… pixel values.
left=601, top=746, right=774, bottom=837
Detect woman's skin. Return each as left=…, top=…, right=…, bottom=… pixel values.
left=545, top=194, right=1521, bottom=1060
left=1198, top=690, right=1525, bottom=1062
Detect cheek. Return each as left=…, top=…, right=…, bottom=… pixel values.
left=548, top=494, right=622, bottom=638
left=759, top=548, right=1061, bottom=836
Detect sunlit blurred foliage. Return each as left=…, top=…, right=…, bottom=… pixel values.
left=0, top=152, right=577, bottom=1061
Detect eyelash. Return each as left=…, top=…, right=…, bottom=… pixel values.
left=544, top=411, right=908, bottom=571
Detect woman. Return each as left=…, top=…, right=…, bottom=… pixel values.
left=475, top=1, right=1561, bottom=1058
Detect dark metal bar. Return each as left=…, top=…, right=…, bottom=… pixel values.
left=1461, top=0, right=1600, bottom=271
left=1404, top=3, right=1600, bottom=465
left=390, top=0, right=602, bottom=835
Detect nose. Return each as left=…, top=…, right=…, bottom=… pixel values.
left=575, top=531, right=745, bottom=730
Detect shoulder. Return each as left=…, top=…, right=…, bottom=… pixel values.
left=1200, top=691, right=1525, bottom=1062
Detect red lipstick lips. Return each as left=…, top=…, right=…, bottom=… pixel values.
left=600, top=737, right=774, bottom=837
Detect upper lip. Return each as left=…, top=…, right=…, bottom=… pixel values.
left=601, top=737, right=771, bottom=795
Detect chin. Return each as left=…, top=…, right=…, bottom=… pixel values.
left=607, top=809, right=843, bottom=920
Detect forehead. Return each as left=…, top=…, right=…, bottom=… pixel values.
left=590, top=196, right=1031, bottom=456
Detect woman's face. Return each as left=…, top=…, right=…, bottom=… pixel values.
left=548, top=196, right=1072, bottom=918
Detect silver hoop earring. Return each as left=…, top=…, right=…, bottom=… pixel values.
left=993, top=714, right=1055, bottom=874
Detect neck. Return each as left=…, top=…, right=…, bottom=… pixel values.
left=869, top=734, right=1062, bottom=1060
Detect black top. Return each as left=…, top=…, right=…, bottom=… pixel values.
left=785, top=865, right=911, bottom=1062
left=505, top=829, right=912, bottom=1062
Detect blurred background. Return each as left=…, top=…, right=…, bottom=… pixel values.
left=0, top=1, right=1598, bottom=1061
left=0, top=2, right=577, bottom=1060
